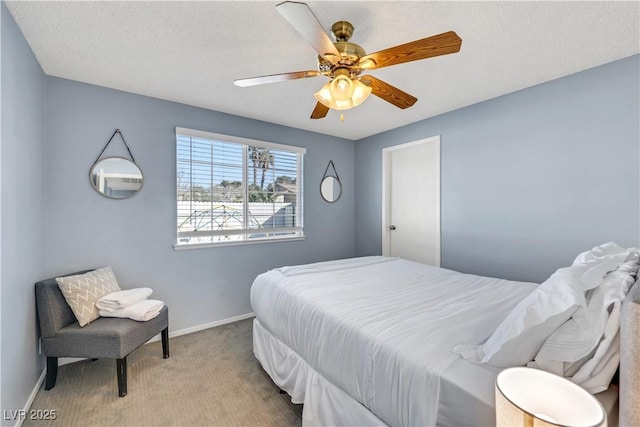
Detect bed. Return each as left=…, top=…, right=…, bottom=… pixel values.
left=250, top=247, right=639, bottom=426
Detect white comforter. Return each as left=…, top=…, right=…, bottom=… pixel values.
left=250, top=257, right=537, bottom=426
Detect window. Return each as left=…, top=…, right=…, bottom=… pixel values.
left=175, top=127, right=305, bottom=248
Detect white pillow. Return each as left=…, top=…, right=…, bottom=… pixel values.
left=528, top=327, right=620, bottom=395
left=570, top=306, right=622, bottom=394
left=532, top=284, right=617, bottom=366
left=572, top=242, right=626, bottom=265
left=452, top=258, right=622, bottom=367
left=531, top=253, right=639, bottom=386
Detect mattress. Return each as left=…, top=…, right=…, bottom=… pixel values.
left=250, top=256, right=537, bottom=426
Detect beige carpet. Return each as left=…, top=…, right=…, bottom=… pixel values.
left=24, top=318, right=302, bottom=427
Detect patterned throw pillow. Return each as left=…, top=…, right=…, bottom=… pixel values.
left=56, top=266, right=122, bottom=327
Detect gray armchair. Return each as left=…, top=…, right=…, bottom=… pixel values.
left=35, top=271, right=169, bottom=397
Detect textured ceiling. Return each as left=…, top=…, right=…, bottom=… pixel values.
left=6, top=1, right=639, bottom=140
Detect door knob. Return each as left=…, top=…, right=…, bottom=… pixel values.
left=389, top=225, right=396, bottom=230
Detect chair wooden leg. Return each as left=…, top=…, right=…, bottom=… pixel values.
left=161, top=327, right=170, bottom=358
left=45, top=357, right=58, bottom=390
left=117, top=357, right=127, bottom=397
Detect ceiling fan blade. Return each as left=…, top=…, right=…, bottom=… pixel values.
left=358, top=31, right=462, bottom=70
left=361, top=75, right=417, bottom=109
left=276, top=1, right=341, bottom=63
left=234, top=70, right=321, bottom=87
left=310, top=102, right=329, bottom=119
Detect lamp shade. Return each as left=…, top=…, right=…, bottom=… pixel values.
left=329, top=74, right=354, bottom=101
left=496, top=368, right=606, bottom=427
left=314, top=78, right=372, bottom=111
left=350, top=79, right=372, bottom=107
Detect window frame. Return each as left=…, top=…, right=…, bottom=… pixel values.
left=174, top=127, right=305, bottom=249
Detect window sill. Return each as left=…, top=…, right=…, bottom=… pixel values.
left=173, top=235, right=306, bottom=250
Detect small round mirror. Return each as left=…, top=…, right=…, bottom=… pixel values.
left=90, top=157, right=143, bottom=199
left=320, top=176, right=342, bottom=203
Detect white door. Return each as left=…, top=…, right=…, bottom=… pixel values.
left=382, top=136, right=441, bottom=266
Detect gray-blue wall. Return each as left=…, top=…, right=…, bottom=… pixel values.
left=2, top=1, right=639, bottom=418
left=355, top=55, right=640, bottom=283
left=1, top=2, right=47, bottom=422
left=45, top=77, right=355, bottom=332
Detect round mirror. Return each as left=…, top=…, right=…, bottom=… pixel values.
left=90, top=157, right=143, bottom=199
left=320, top=176, right=342, bottom=203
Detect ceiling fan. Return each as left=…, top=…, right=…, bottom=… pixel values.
left=234, top=1, right=462, bottom=120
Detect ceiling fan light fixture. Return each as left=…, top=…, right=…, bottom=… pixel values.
left=329, top=73, right=354, bottom=101
left=314, top=84, right=352, bottom=110
left=333, top=98, right=354, bottom=110
left=314, top=83, right=334, bottom=108
left=313, top=85, right=352, bottom=110
left=314, top=80, right=371, bottom=110
left=351, top=79, right=372, bottom=107
left=315, top=68, right=371, bottom=111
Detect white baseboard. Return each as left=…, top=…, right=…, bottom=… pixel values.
left=150, top=311, right=255, bottom=342
left=15, top=370, right=47, bottom=427
left=27, top=312, right=256, bottom=416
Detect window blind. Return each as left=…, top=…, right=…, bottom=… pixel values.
left=176, top=127, right=304, bottom=247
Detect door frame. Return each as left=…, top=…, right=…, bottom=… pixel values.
left=381, top=135, right=441, bottom=266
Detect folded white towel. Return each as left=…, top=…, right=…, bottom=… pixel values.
left=96, top=287, right=153, bottom=311
left=99, top=299, right=164, bottom=322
